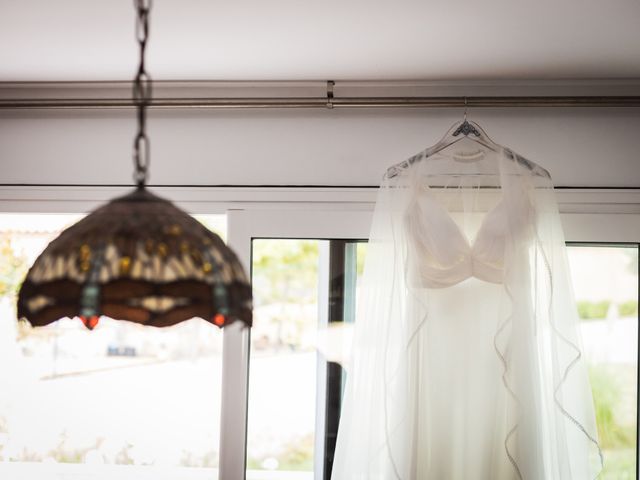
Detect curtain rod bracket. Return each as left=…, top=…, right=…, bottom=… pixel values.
left=326, top=80, right=335, bottom=109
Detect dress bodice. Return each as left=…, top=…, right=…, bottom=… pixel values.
left=404, top=190, right=512, bottom=288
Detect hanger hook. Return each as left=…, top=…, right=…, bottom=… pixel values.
left=463, top=96, right=468, bottom=122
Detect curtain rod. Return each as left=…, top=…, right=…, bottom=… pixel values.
left=1, top=96, right=639, bottom=110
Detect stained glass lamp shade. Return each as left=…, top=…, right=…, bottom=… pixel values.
left=17, top=188, right=252, bottom=329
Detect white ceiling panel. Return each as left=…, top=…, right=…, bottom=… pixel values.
left=1, top=0, right=639, bottom=81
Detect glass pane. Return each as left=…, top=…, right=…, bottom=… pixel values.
left=0, top=213, right=226, bottom=479
left=567, top=245, right=639, bottom=480
left=247, top=239, right=321, bottom=479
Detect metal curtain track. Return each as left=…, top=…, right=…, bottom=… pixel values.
left=2, top=81, right=640, bottom=109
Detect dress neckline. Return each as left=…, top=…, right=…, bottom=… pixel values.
left=419, top=181, right=506, bottom=249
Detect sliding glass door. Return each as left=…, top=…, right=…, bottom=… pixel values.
left=222, top=209, right=639, bottom=480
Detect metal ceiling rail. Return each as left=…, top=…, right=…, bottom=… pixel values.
left=1, top=95, right=640, bottom=109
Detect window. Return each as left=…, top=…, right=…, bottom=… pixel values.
left=1, top=191, right=637, bottom=480
left=246, top=239, right=366, bottom=480
left=247, top=239, right=320, bottom=478
left=244, top=236, right=639, bottom=479
left=567, top=244, right=639, bottom=480
left=0, top=213, right=227, bottom=479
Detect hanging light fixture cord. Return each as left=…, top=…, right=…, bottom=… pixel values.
left=132, top=0, right=152, bottom=187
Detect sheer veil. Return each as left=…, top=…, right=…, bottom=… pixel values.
left=331, top=123, right=602, bottom=480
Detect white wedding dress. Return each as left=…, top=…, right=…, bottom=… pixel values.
left=331, top=122, right=602, bottom=480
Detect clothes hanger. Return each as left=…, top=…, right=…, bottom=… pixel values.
left=385, top=98, right=549, bottom=179
left=430, top=98, right=502, bottom=156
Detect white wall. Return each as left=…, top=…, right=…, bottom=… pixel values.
left=1, top=104, right=639, bottom=188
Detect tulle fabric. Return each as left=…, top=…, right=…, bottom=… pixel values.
left=331, top=146, right=602, bottom=480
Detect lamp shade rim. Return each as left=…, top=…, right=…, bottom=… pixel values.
left=17, top=186, right=252, bottom=330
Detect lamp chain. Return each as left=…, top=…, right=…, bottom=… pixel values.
left=132, top=0, right=152, bottom=187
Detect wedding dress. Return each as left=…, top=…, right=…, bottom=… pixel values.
left=331, top=122, right=602, bottom=480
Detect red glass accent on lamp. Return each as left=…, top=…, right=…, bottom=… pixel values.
left=80, top=316, right=100, bottom=330
left=213, top=313, right=226, bottom=327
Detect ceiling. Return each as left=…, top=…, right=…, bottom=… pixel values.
left=1, top=0, right=639, bottom=82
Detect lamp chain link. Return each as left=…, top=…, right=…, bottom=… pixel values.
left=132, top=0, right=152, bottom=187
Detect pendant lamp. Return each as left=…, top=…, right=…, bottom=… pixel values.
left=17, top=0, right=252, bottom=330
